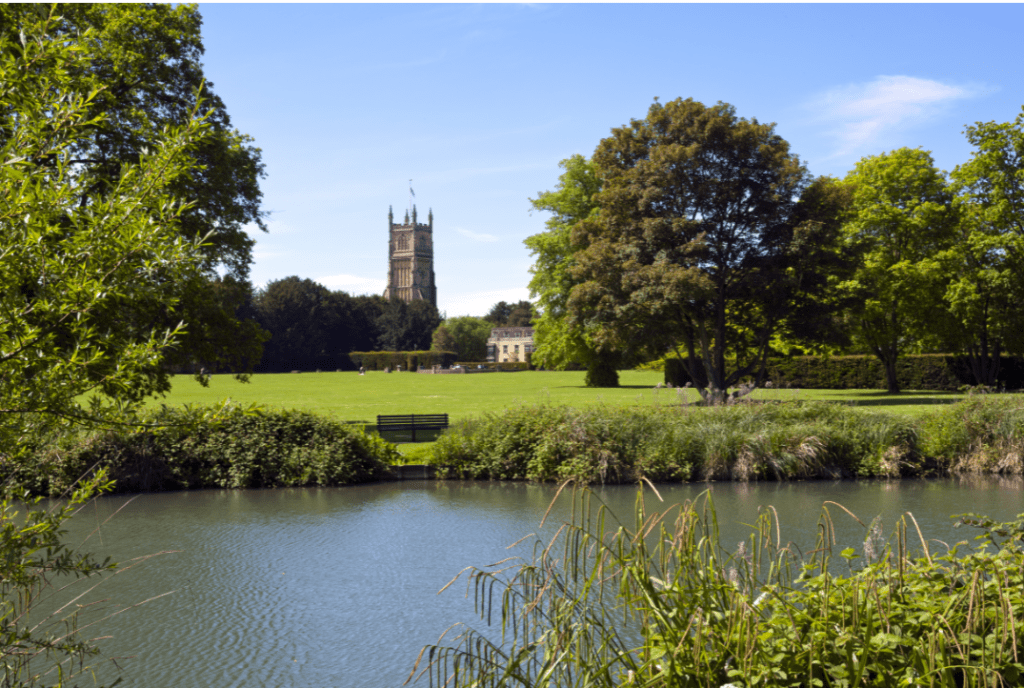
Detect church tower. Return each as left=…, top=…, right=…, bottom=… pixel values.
left=384, top=204, right=436, bottom=307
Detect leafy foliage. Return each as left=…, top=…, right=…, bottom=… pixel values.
left=415, top=488, right=1024, bottom=688
left=0, top=10, right=207, bottom=461
left=254, top=277, right=365, bottom=371
left=17, top=404, right=398, bottom=495
left=431, top=316, right=491, bottom=361
left=568, top=98, right=850, bottom=401
left=376, top=298, right=442, bottom=351
left=525, top=155, right=612, bottom=375
left=941, top=109, right=1024, bottom=384
left=839, top=148, right=955, bottom=393
left=664, top=354, right=1024, bottom=391
left=0, top=4, right=269, bottom=379
left=483, top=300, right=536, bottom=328
left=0, top=14, right=223, bottom=683
left=348, top=350, right=456, bottom=371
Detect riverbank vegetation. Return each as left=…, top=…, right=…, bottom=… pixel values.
left=8, top=405, right=397, bottom=496
left=416, top=487, right=1024, bottom=687
left=429, top=396, right=1024, bottom=483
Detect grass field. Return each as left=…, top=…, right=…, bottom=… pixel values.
left=154, top=369, right=976, bottom=422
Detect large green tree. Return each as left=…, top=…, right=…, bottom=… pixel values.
left=1, top=16, right=209, bottom=681
left=526, top=155, right=622, bottom=383
left=568, top=98, right=823, bottom=401
left=0, top=3, right=268, bottom=378
left=839, top=148, right=954, bottom=393
left=941, top=109, right=1024, bottom=385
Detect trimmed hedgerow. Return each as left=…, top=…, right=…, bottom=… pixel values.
left=15, top=405, right=399, bottom=495
left=429, top=402, right=927, bottom=483
left=663, top=354, right=1024, bottom=391
left=454, top=361, right=530, bottom=372
left=348, top=350, right=457, bottom=371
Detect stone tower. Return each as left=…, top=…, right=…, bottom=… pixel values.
left=384, top=204, right=436, bottom=307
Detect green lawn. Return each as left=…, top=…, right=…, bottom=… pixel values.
left=153, top=370, right=974, bottom=422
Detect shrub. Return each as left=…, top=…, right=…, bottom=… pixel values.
left=584, top=358, right=619, bottom=387
left=430, top=402, right=924, bottom=482
left=17, top=405, right=399, bottom=495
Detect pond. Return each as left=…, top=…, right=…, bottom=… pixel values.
left=55, top=477, right=1024, bottom=687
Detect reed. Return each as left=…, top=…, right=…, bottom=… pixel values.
left=412, top=485, right=1024, bottom=687
left=429, top=402, right=924, bottom=482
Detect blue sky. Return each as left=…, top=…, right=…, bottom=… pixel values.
left=198, top=3, right=1023, bottom=317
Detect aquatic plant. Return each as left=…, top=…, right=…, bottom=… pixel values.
left=412, top=484, right=1024, bottom=687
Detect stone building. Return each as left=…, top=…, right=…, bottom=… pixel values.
left=486, top=327, right=534, bottom=363
left=383, top=205, right=436, bottom=307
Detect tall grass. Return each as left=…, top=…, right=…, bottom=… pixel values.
left=430, top=402, right=924, bottom=482
left=920, top=396, right=1024, bottom=474
left=412, top=485, right=1024, bottom=687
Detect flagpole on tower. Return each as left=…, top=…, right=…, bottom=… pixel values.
left=409, top=179, right=415, bottom=217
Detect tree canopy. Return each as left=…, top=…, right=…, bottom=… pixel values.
left=941, top=109, right=1024, bottom=384
left=526, top=155, right=619, bottom=382
left=839, top=147, right=954, bottom=393
left=0, top=3, right=268, bottom=378
left=483, top=300, right=536, bottom=328
left=1, top=12, right=210, bottom=450
left=431, top=316, right=491, bottom=361
left=568, top=98, right=824, bottom=399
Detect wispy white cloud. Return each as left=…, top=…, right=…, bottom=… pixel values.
left=317, top=274, right=387, bottom=295
left=455, top=227, right=499, bottom=243
left=440, top=287, right=531, bottom=318
left=808, top=75, right=984, bottom=158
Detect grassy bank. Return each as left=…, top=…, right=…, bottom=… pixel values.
left=45, top=379, right=1022, bottom=492
left=428, top=397, right=1024, bottom=482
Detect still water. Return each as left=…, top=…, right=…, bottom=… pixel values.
left=57, top=478, right=1024, bottom=687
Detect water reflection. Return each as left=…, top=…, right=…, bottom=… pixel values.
left=55, top=477, right=1024, bottom=688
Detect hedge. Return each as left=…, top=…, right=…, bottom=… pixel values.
left=348, top=350, right=457, bottom=371
left=665, top=355, right=1024, bottom=391
left=455, top=361, right=530, bottom=371
left=12, top=406, right=399, bottom=495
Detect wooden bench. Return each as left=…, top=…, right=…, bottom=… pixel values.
left=376, top=414, right=449, bottom=442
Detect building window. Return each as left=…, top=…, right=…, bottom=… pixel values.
left=514, top=345, right=519, bottom=353
left=502, top=345, right=508, bottom=353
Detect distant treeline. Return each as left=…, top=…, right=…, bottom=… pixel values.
left=248, top=277, right=440, bottom=372
left=210, top=277, right=538, bottom=373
